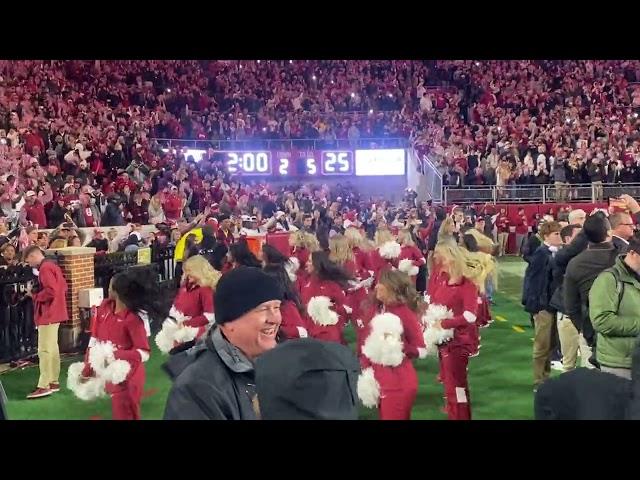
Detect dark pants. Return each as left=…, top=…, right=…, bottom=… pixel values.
left=416, top=265, right=427, bottom=293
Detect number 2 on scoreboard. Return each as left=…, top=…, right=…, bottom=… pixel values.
left=279, top=158, right=289, bottom=175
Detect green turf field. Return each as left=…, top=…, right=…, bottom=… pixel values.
left=1, top=257, right=542, bottom=420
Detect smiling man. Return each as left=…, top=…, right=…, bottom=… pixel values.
left=163, top=267, right=283, bottom=420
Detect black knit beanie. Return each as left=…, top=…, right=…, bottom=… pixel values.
left=214, top=266, right=283, bottom=325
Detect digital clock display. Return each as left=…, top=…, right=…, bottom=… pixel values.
left=224, top=151, right=272, bottom=175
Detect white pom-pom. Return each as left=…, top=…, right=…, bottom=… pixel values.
left=424, top=294, right=431, bottom=304
left=155, top=321, right=179, bottom=354
left=174, top=325, right=199, bottom=343
left=421, top=303, right=455, bottom=347
left=357, top=367, right=380, bottom=408
left=307, top=296, right=339, bottom=326
left=362, top=313, right=405, bottom=367
left=379, top=241, right=401, bottom=259
left=103, top=359, right=131, bottom=385
left=88, top=341, right=115, bottom=376
left=398, top=258, right=413, bottom=273
left=66, top=362, right=106, bottom=401
left=284, top=257, right=299, bottom=282
left=168, top=306, right=190, bottom=324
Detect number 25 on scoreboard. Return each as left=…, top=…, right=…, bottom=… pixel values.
left=322, top=151, right=352, bottom=174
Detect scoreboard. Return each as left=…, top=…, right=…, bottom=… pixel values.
left=162, top=148, right=406, bottom=178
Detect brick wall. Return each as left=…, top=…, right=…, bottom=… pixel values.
left=47, top=247, right=96, bottom=351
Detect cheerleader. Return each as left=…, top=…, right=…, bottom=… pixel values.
left=461, top=227, right=497, bottom=330
left=300, top=251, right=352, bottom=345
left=262, top=244, right=309, bottom=340
left=288, top=230, right=320, bottom=293
left=357, top=269, right=427, bottom=420
left=426, top=239, right=489, bottom=420
left=344, top=225, right=374, bottom=278
left=368, top=227, right=401, bottom=281
left=155, top=255, right=219, bottom=354
left=397, top=229, right=426, bottom=286
left=67, top=269, right=166, bottom=420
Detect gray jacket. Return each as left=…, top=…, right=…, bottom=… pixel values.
left=163, top=327, right=258, bottom=420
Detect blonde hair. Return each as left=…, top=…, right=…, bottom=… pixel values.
left=374, top=227, right=394, bottom=246
left=397, top=229, right=415, bottom=247
left=183, top=255, right=221, bottom=290
left=344, top=227, right=370, bottom=251
left=434, top=240, right=490, bottom=293
left=289, top=230, right=320, bottom=251
left=49, top=239, right=68, bottom=249
left=464, top=228, right=496, bottom=254
left=329, top=234, right=354, bottom=265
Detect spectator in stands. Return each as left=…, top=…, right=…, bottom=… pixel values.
left=522, top=221, right=563, bottom=391
left=20, top=191, right=47, bottom=228
left=101, top=195, right=125, bottom=227
left=563, top=213, right=617, bottom=369
left=23, top=245, right=68, bottom=399
left=589, top=234, right=640, bottom=379
left=0, top=243, right=18, bottom=267
left=87, top=228, right=109, bottom=252
left=163, top=185, right=184, bottom=222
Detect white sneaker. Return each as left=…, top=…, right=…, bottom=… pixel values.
left=551, top=360, right=564, bottom=371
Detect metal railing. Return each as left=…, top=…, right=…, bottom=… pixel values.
left=416, top=150, right=443, bottom=204
left=442, top=183, right=640, bottom=205
left=0, top=266, right=37, bottom=364
left=151, top=137, right=409, bottom=151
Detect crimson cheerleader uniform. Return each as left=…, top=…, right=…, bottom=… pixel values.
left=291, top=247, right=311, bottom=293
left=398, top=245, right=426, bottom=285
left=300, top=275, right=349, bottom=345
left=342, top=258, right=371, bottom=355
left=360, top=303, right=426, bottom=420
left=81, top=299, right=150, bottom=420
left=429, top=278, right=480, bottom=420
left=279, top=300, right=309, bottom=340
left=172, top=282, right=215, bottom=338
left=368, top=248, right=398, bottom=284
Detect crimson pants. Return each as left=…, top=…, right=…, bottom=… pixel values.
left=379, top=388, right=418, bottom=420
left=439, top=345, right=471, bottom=420
left=108, top=366, right=144, bottom=421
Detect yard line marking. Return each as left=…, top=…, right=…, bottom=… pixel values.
left=512, top=325, right=525, bottom=333
left=495, top=315, right=507, bottom=322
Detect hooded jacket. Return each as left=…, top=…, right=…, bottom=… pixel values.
left=255, top=338, right=359, bottom=420
left=535, top=337, right=640, bottom=420
left=162, top=326, right=258, bottom=420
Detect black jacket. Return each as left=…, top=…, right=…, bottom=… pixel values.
left=522, top=244, right=556, bottom=314
left=535, top=338, right=640, bottom=420
left=522, top=234, right=542, bottom=264
left=563, top=242, right=619, bottom=342
left=612, top=235, right=630, bottom=254
left=163, top=327, right=258, bottom=420
left=100, top=203, right=125, bottom=227
left=553, top=230, right=588, bottom=273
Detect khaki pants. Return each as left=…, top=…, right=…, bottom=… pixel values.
left=592, top=181, right=603, bottom=202
left=533, top=310, right=554, bottom=386
left=37, top=324, right=60, bottom=389
left=554, top=181, right=567, bottom=202
left=498, top=232, right=509, bottom=256
left=557, top=314, right=579, bottom=371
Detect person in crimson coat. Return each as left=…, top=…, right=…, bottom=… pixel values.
left=24, top=246, right=68, bottom=399
left=163, top=185, right=184, bottom=222
left=70, top=269, right=167, bottom=420
left=262, top=244, right=309, bottom=340
left=288, top=230, right=320, bottom=294
left=300, top=251, right=353, bottom=345
left=397, top=229, right=426, bottom=286
left=329, top=234, right=372, bottom=354
left=427, top=240, right=485, bottom=420
left=345, top=226, right=374, bottom=277
left=357, top=269, right=427, bottom=420
left=155, top=255, right=219, bottom=355
left=368, top=228, right=401, bottom=283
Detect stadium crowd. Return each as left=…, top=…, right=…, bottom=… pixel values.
left=1, top=60, right=640, bottom=420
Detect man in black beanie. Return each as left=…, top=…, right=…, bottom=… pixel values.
left=255, top=338, right=360, bottom=420
left=163, top=267, right=283, bottom=420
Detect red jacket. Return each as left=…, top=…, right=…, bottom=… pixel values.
left=173, top=283, right=215, bottom=339
left=300, top=276, right=349, bottom=345
left=399, top=245, right=425, bottom=267
left=83, top=299, right=150, bottom=394
left=497, top=214, right=510, bottom=233
left=32, top=260, right=68, bottom=326
left=430, top=277, right=479, bottom=353
left=23, top=201, right=47, bottom=228
left=216, top=228, right=235, bottom=246
left=279, top=301, right=308, bottom=340
left=515, top=214, right=528, bottom=235
left=163, top=194, right=183, bottom=221
left=352, top=247, right=373, bottom=279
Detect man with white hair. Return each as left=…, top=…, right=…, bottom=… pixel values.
left=567, top=209, right=586, bottom=227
